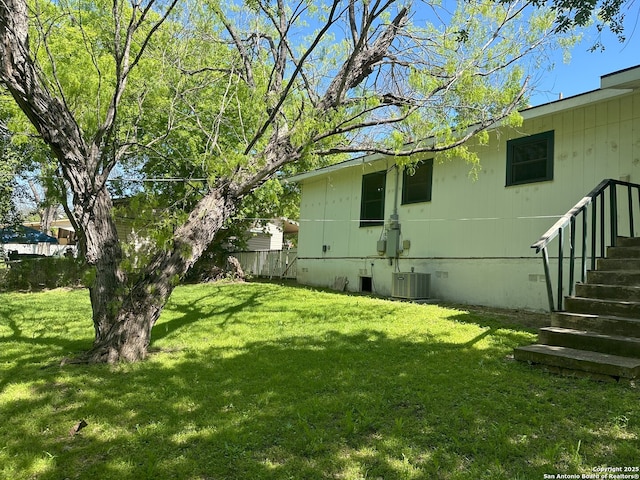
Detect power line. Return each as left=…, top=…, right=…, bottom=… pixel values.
left=108, top=177, right=208, bottom=182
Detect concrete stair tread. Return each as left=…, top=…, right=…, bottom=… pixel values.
left=577, top=282, right=640, bottom=289
left=552, top=311, right=640, bottom=337
left=590, top=268, right=640, bottom=273
left=565, top=297, right=640, bottom=319
left=568, top=296, right=640, bottom=306
left=575, top=283, right=640, bottom=301
left=514, top=344, right=640, bottom=378
left=541, top=326, right=640, bottom=343
left=516, top=344, right=640, bottom=367
left=618, top=237, right=640, bottom=247
left=554, top=311, right=640, bottom=322
left=606, top=246, right=640, bottom=257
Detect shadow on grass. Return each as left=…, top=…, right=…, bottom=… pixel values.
left=151, top=290, right=263, bottom=343
left=2, top=322, right=638, bottom=480
left=0, top=301, right=91, bottom=392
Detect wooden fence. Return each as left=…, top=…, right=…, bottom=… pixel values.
left=231, top=249, right=297, bottom=279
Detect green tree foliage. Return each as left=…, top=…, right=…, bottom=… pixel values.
left=0, top=0, right=584, bottom=362
left=535, top=0, right=627, bottom=46
left=0, top=132, right=19, bottom=227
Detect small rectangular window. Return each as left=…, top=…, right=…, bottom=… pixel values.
left=506, top=131, right=554, bottom=186
left=360, top=171, right=386, bottom=227
left=402, top=159, right=433, bottom=205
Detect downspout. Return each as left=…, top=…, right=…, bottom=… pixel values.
left=393, top=164, right=400, bottom=218
left=386, top=165, right=402, bottom=265
left=321, top=177, right=328, bottom=256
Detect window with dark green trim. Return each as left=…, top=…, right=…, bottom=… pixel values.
left=506, top=130, right=554, bottom=186
left=402, top=159, right=433, bottom=205
left=360, top=171, right=386, bottom=227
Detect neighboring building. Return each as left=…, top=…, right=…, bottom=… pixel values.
left=232, top=218, right=299, bottom=279
left=244, top=218, right=299, bottom=251
left=286, top=65, right=640, bottom=311
left=0, top=224, right=61, bottom=257
left=24, top=218, right=77, bottom=252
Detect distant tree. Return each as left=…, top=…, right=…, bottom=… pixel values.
left=0, top=97, right=66, bottom=245
left=0, top=0, right=577, bottom=363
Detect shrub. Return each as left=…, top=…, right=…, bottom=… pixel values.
left=1, top=256, right=91, bottom=291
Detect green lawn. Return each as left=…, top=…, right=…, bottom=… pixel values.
left=1, top=282, right=638, bottom=479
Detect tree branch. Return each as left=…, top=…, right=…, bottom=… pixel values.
left=319, top=4, right=409, bottom=111
left=315, top=77, right=529, bottom=157
left=242, top=0, right=344, bottom=156
left=215, top=7, right=256, bottom=88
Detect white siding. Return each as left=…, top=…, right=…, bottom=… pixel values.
left=295, top=88, right=640, bottom=311
left=245, top=222, right=284, bottom=251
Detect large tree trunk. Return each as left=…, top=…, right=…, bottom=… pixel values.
left=82, top=186, right=237, bottom=363
left=80, top=187, right=126, bottom=341
left=0, top=0, right=126, bottom=341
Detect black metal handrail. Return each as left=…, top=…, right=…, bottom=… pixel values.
left=532, top=179, right=640, bottom=311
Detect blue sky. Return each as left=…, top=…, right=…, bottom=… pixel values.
left=530, top=10, right=640, bottom=106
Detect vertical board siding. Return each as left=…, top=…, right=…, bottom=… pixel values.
left=294, top=88, right=640, bottom=310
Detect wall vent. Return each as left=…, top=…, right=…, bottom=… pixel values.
left=391, top=272, right=431, bottom=300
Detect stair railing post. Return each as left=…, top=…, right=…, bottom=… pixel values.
left=581, top=207, right=587, bottom=283
left=541, top=247, right=555, bottom=312
left=600, top=190, right=605, bottom=258
left=557, top=227, right=564, bottom=311
left=628, top=184, right=635, bottom=238
left=569, top=216, right=576, bottom=296
left=610, top=183, right=618, bottom=246
left=591, top=195, right=597, bottom=270
left=637, top=187, right=640, bottom=236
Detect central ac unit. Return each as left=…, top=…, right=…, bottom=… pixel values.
left=392, top=272, right=431, bottom=300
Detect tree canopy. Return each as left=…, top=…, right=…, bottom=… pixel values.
left=0, top=122, right=19, bottom=227
left=0, top=0, right=591, bottom=362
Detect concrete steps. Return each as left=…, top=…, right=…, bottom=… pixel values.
left=515, top=236, right=640, bottom=380
left=538, top=326, right=640, bottom=357
left=515, top=344, right=640, bottom=379
left=552, top=311, right=640, bottom=337
left=563, top=296, right=640, bottom=317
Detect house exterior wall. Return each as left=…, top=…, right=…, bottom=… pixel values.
left=294, top=87, right=640, bottom=311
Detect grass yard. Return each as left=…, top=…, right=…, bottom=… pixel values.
left=1, top=281, right=638, bottom=480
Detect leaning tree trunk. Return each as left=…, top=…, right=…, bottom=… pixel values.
left=82, top=186, right=237, bottom=363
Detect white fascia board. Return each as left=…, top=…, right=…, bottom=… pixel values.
left=520, top=88, right=633, bottom=120
left=601, top=65, right=640, bottom=89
